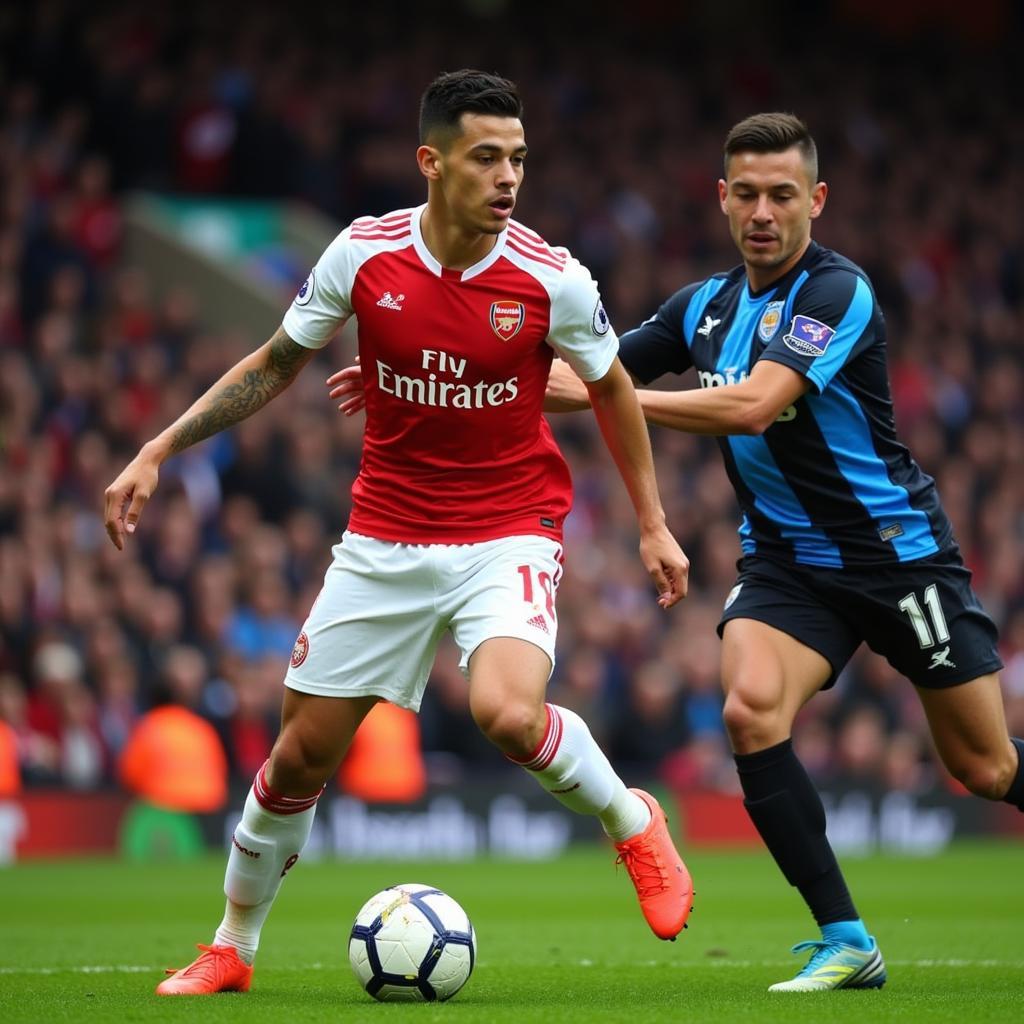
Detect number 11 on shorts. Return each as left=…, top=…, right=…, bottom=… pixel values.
left=898, top=583, right=950, bottom=649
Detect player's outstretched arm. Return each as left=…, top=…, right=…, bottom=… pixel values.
left=584, top=358, right=689, bottom=609
left=103, top=327, right=315, bottom=549
left=638, top=359, right=809, bottom=436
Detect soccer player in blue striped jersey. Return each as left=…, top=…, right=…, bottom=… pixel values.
left=547, top=112, right=1024, bottom=992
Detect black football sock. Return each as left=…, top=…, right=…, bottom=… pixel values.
left=735, top=738, right=858, bottom=927
left=1003, top=738, right=1024, bottom=811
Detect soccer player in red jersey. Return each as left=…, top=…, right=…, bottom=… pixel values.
left=104, top=70, right=693, bottom=995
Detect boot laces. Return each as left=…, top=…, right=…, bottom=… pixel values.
left=165, top=944, right=230, bottom=979
left=791, top=939, right=842, bottom=977
left=615, top=843, right=668, bottom=899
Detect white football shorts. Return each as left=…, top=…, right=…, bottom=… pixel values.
left=284, top=531, right=563, bottom=711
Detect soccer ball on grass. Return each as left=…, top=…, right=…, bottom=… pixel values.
left=348, top=882, right=476, bottom=1001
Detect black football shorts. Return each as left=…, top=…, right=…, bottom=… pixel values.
left=717, top=549, right=1002, bottom=690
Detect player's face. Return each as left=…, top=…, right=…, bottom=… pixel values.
left=718, top=147, right=827, bottom=288
left=423, top=113, right=526, bottom=235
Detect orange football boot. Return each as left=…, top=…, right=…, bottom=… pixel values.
left=156, top=943, right=253, bottom=995
left=614, top=788, right=693, bottom=940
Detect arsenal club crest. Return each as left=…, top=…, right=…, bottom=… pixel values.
left=489, top=300, right=525, bottom=340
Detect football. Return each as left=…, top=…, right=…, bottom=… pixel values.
left=348, top=882, right=476, bottom=1001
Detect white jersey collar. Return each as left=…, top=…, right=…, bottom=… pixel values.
left=411, top=203, right=508, bottom=281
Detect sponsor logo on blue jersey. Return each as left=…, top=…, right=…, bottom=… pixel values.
left=783, top=314, right=834, bottom=357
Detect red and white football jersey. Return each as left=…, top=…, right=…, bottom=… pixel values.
left=282, top=205, right=618, bottom=544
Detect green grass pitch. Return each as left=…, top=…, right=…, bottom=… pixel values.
left=1, top=841, right=1021, bottom=1023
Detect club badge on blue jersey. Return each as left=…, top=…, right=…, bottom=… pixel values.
left=295, top=269, right=316, bottom=306
left=758, top=300, right=785, bottom=342
left=783, top=314, right=835, bottom=357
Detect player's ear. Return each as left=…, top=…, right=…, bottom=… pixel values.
left=717, top=178, right=729, bottom=214
left=809, top=180, right=827, bottom=220
left=417, top=145, right=442, bottom=181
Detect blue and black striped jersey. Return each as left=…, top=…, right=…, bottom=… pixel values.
left=619, top=242, right=955, bottom=568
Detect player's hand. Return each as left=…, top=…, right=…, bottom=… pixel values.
left=639, top=524, right=689, bottom=609
left=544, top=359, right=591, bottom=411
left=103, top=452, right=161, bottom=550
left=327, top=357, right=365, bottom=416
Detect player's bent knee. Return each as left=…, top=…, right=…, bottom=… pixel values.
left=950, top=756, right=1016, bottom=801
left=267, top=733, right=333, bottom=795
left=721, top=693, right=753, bottom=737
left=722, top=688, right=780, bottom=747
left=467, top=692, right=500, bottom=736
left=472, top=701, right=544, bottom=755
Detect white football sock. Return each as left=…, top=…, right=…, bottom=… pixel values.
left=511, top=704, right=651, bottom=842
left=213, top=761, right=320, bottom=963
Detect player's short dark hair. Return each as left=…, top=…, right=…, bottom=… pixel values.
left=724, top=112, right=818, bottom=182
left=419, top=69, right=523, bottom=147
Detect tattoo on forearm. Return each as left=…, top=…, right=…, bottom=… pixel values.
left=168, top=330, right=310, bottom=453
left=265, top=329, right=314, bottom=381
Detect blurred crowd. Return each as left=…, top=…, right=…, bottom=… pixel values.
left=1, top=0, right=1023, bottom=803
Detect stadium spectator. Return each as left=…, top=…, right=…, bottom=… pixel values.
left=55, top=678, right=107, bottom=789
left=0, top=717, right=19, bottom=797
left=338, top=701, right=427, bottom=804
left=118, top=702, right=229, bottom=813
left=93, top=653, right=141, bottom=758
left=606, top=659, right=691, bottom=773
left=223, top=569, right=300, bottom=664
left=0, top=672, right=60, bottom=783
left=215, top=655, right=279, bottom=782
left=26, top=641, right=84, bottom=746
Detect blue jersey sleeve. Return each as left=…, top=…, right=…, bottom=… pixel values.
left=760, top=268, right=877, bottom=394
left=616, top=284, right=698, bottom=384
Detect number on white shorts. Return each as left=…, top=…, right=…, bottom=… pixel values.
left=517, top=564, right=555, bottom=618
